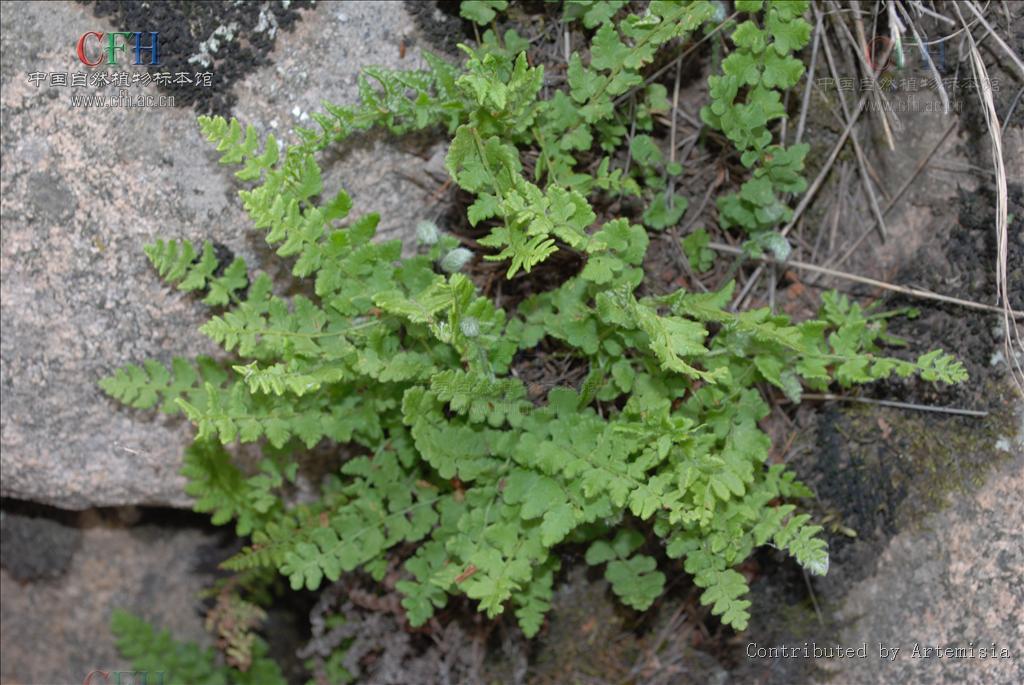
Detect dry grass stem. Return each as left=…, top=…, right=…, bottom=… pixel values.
left=709, top=240, right=1019, bottom=317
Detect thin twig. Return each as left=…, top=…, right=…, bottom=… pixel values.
left=831, top=163, right=851, bottom=255
left=626, top=603, right=688, bottom=682
left=680, top=175, right=720, bottom=236
left=822, top=166, right=840, bottom=257
left=795, top=10, right=824, bottom=146
left=955, top=2, right=1024, bottom=396
left=1004, top=84, right=1024, bottom=123
left=667, top=55, right=683, bottom=209
left=963, top=1, right=1024, bottom=77
left=825, top=118, right=958, bottom=274
left=911, top=1, right=956, bottom=26
left=802, top=569, right=825, bottom=626
left=676, top=132, right=700, bottom=162
left=819, top=10, right=889, bottom=241
left=928, top=160, right=998, bottom=176
left=780, top=85, right=791, bottom=147
left=729, top=91, right=872, bottom=310
left=783, top=90, right=873, bottom=236
left=669, top=57, right=682, bottom=166
left=895, top=0, right=951, bottom=114
left=623, top=96, right=637, bottom=178
left=829, top=0, right=897, bottom=148
left=902, top=0, right=985, bottom=45
left=709, top=240, right=1019, bottom=316
left=798, top=393, right=989, bottom=417
left=612, top=13, right=739, bottom=107
left=671, top=150, right=720, bottom=294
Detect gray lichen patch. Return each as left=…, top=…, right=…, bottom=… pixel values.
left=1, top=0, right=446, bottom=509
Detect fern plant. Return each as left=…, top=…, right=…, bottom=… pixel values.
left=110, top=610, right=284, bottom=685
left=100, top=0, right=967, bottom=669
left=702, top=0, right=813, bottom=258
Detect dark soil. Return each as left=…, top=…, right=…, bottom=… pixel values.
left=726, top=153, right=1022, bottom=685
left=403, top=0, right=474, bottom=56
left=873, top=183, right=1024, bottom=410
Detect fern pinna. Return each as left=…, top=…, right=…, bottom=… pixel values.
left=101, top=0, right=966, bottom=640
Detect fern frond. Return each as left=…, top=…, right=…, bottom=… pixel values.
left=221, top=517, right=303, bottom=573
left=429, top=369, right=531, bottom=427
left=144, top=239, right=248, bottom=306
left=112, top=609, right=227, bottom=685
left=198, top=115, right=280, bottom=181
left=177, top=381, right=354, bottom=449
left=596, top=287, right=719, bottom=382
left=99, top=355, right=226, bottom=414
left=281, top=449, right=442, bottom=590
left=182, top=440, right=288, bottom=536
left=232, top=360, right=350, bottom=397
left=297, top=51, right=465, bottom=151
left=111, top=609, right=285, bottom=685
